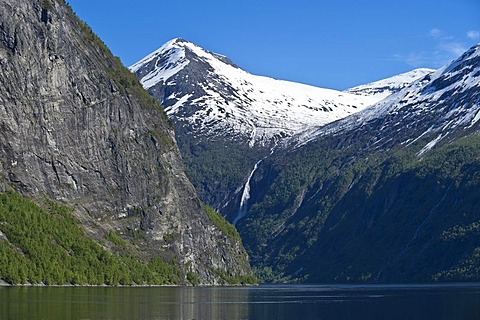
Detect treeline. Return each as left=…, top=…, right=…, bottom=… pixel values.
left=0, top=191, right=182, bottom=285
left=202, top=203, right=241, bottom=241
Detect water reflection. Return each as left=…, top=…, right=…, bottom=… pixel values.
left=173, top=286, right=250, bottom=319
left=0, top=286, right=251, bottom=319
left=1, top=283, right=479, bottom=319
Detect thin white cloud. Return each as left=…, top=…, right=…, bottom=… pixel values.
left=439, top=42, right=467, bottom=57
left=401, top=52, right=428, bottom=67
left=394, top=51, right=451, bottom=68
left=429, top=28, right=453, bottom=40
left=467, top=30, right=480, bottom=40
left=430, top=28, right=442, bottom=38
left=395, top=29, right=472, bottom=68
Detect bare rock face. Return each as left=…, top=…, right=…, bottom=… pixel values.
left=0, top=0, right=252, bottom=284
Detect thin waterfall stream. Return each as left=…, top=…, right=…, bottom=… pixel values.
left=233, top=147, right=275, bottom=226
left=233, top=159, right=262, bottom=226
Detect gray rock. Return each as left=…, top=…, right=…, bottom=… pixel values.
left=0, top=0, right=252, bottom=284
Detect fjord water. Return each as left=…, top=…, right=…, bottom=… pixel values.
left=1, top=284, right=479, bottom=319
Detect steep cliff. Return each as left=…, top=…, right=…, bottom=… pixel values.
left=0, top=0, right=253, bottom=285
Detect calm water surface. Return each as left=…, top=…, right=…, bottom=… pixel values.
left=1, top=283, right=479, bottom=319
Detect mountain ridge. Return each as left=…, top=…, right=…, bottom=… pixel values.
left=345, top=68, right=435, bottom=100
left=299, top=42, right=480, bottom=150
left=130, top=38, right=384, bottom=147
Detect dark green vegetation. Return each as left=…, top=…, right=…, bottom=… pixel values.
left=0, top=0, right=256, bottom=286
left=208, top=267, right=258, bottom=285
left=41, top=0, right=52, bottom=9
left=202, top=203, right=241, bottom=241
left=0, top=191, right=183, bottom=285
left=201, top=203, right=258, bottom=284
left=238, top=131, right=480, bottom=283
left=175, top=130, right=267, bottom=219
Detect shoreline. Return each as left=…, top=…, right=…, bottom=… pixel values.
left=2, top=281, right=480, bottom=289
left=0, top=280, right=256, bottom=288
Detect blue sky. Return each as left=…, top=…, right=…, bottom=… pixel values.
left=68, top=0, right=480, bottom=90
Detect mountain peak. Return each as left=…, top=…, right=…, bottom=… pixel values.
left=129, top=38, right=191, bottom=85
left=305, top=43, right=480, bottom=152
left=438, top=42, right=480, bottom=76
left=130, top=39, right=382, bottom=147
left=129, top=38, right=239, bottom=89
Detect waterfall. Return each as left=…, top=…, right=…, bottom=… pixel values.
left=233, top=159, right=262, bottom=226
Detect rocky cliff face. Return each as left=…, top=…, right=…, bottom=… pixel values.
left=0, top=0, right=252, bottom=284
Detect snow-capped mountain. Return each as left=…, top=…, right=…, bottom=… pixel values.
left=130, top=39, right=480, bottom=284
left=234, top=43, right=480, bottom=284
left=130, top=38, right=382, bottom=147
left=345, top=68, right=435, bottom=101
left=299, top=43, right=480, bottom=152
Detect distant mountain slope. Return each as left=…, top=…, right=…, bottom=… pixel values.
left=345, top=68, right=435, bottom=100
left=303, top=44, right=480, bottom=150
left=238, top=43, right=480, bottom=283
left=0, top=0, right=253, bottom=285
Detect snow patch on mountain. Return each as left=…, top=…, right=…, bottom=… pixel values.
left=130, top=38, right=384, bottom=147
left=298, top=43, right=480, bottom=152
left=345, top=68, right=435, bottom=101
left=130, top=39, right=190, bottom=89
